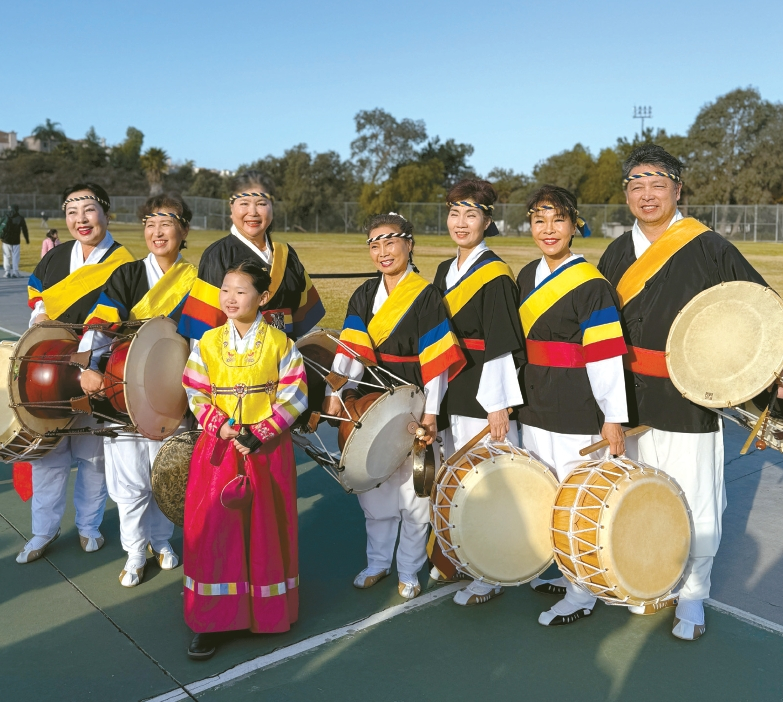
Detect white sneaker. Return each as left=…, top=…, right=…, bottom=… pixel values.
left=453, top=580, right=504, bottom=606
left=149, top=542, right=179, bottom=570
left=119, top=555, right=147, bottom=588
left=16, top=530, right=60, bottom=564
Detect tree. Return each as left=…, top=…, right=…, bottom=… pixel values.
left=360, top=160, right=445, bottom=213
left=350, top=108, right=427, bottom=184
left=187, top=169, right=226, bottom=199
left=532, top=143, right=595, bottom=197
left=487, top=167, right=533, bottom=203
left=31, top=119, right=66, bottom=151
left=110, top=127, right=144, bottom=170
left=580, top=148, right=624, bottom=204
left=140, top=147, right=168, bottom=195
left=416, top=137, right=475, bottom=188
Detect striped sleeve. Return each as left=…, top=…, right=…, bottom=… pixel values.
left=250, top=340, right=308, bottom=442
left=178, top=278, right=226, bottom=341
left=291, top=271, right=326, bottom=338
left=84, top=291, right=128, bottom=327
left=27, top=273, right=43, bottom=310
left=336, top=314, right=378, bottom=364
left=418, top=317, right=465, bottom=384
left=580, top=305, right=627, bottom=363
left=182, top=341, right=227, bottom=434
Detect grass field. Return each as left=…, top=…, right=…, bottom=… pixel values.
left=20, top=219, right=783, bottom=330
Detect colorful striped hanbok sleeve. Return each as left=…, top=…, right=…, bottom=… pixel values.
left=336, top=314, right=378, bottom=364
left=178, top=278, right=226, bottom=341
left=418, top=317, right=465, bottom=384
left=291, top=271, right=325, bottom=338
left=250, top=340, right=308, bottom=442
left=182, top=341, right=228, bottom=435
left=580, top=305, right=627, bottom=363
left=84, top=291, right=128, bottom=327
left=27, top=273, right=43, bottom=310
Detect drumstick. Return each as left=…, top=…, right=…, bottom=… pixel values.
left=579, top=425, right=651, bottom=457
left=444, top=409, right=512, bottom=465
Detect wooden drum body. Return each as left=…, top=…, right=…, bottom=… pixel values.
left=552, top=457, right=692, bottom=606
left=432, top=442, right=558, bottom=586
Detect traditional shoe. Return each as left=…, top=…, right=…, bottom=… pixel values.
left=530, top=576, right=568, bottom=596
left=672, top=617, right=706, bottom=641
left=398, top=580, right=421, bottom=599
left=353, top=567, right=391, bottom=589
left=16, top=530, right=60, bottom=564
left=453, top=581, right=504, bottom=606
left=119, top=557, right=146, bottom=588
left=628, top=597, right=678, bottom=615
left=79, top=533, right=105, bottom=553
left=539, top=606, right=594, bottom=626
left=188, top=632, right=219, bottom=660
left=429, top=565, right=469, bottom=583
left=149, top=542, right=179, bottom=570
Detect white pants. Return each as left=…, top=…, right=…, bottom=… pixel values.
left=522, top=424, right=601, bottom=609
left=104, top=433, right=174, bottom=556
left=357, top=455, right=429, bottom=577
left=30, top=431, right=106, bottom=539
left=440, top=414, right=521, bottom=457
left=626, top=426, right=724, bottom=600
left=3, top=243, right=20, bottom=275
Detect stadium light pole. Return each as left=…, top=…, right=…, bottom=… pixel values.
left=633, top=106, right=652, bottom=136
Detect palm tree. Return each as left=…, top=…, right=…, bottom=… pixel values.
left=31, top=119, right=66, bottom=152
left=140, top=147, right=169, bottom=195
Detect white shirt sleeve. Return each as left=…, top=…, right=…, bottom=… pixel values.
left=324, top=353, right=364, bottom=398
left=585, top=356, right=629, bottom=424
left=423, top=369, right=448, bottom=415
left=77, top=329, right=115, bottom=371
left=477, top=352, right=524, bottom=414
left=29, top=299, right=46, bottom=327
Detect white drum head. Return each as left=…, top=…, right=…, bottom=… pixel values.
left=667, top=282, right=783, bottom=408
left=339, top=385, right=424, bottom=493
left=450, top=451, right=558, bottom=585
left=125, top=317, right=189, bottom=440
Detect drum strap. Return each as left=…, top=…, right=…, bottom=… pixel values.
left=623, top=346, right=669, bottom=378
left=526, top=339, right=585, bottom=368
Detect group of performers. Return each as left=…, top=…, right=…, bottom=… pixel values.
left=12, top=144, right=767, bottom=660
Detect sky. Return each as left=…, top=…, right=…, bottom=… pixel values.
left=2, top=0, right=782, bottom=176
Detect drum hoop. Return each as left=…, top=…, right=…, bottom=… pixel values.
left=550, top=456, right=691, bottom=604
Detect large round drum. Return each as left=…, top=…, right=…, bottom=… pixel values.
left=151, top=431, right=200, bottom=527
left=0, top=342, right=62, bottom=462
left=552, top=457, right=692, bottom=606
left=667, top=282, right=783, bottom=408
left=432, top=442, right=559, bottom=586
left=294, top=329, right=339, bottom=428
left=338, top=386, right=424, bottom=493
left=103, top=317, right=189, bottom=440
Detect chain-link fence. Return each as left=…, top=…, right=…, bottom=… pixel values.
left=2, top=193, right=782, bottom=241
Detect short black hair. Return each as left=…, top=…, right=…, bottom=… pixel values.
left=224, top=259, right=272, bottom=295
left=526, top=184, right=579, bottom=224
left=230, top=170, right=276, bottom=198
left=622, top=144, right=683, bottom=185
left=363, top=212, right=414, bottom=239
left=61, top=182, right=111, bottom=213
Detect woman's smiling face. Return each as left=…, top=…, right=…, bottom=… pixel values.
left=64, top=190, right=109, bottom=247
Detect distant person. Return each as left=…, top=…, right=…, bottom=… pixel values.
left=41, top=211, right=49, bottom=228
left=41, top=228, right=60, bottom=258
left=1, top=204, right=29, bottom=278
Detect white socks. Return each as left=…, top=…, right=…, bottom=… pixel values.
left=398, top=572, right=419, bottom=587
left=27, top=535, right=55, bottom=551
left=675, top=598, right=705, bottom=625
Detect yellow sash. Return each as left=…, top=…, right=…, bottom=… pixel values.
left=444, top=259, right=515, bottom=318
left=43, top=246, right=134, bottom=320
left=616, top=217, right=710, bottom=308
left=519, top=260, right=604, bottom=337
left=268, top=241, right=289, bottom=299
left=367, top=272, right=429, bottom=348
left=129, top=260, right=198, bottom=321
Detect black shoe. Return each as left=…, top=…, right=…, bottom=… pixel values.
left=539, top=607, right=594, bottom=627
left=530, top=577, right=567, bottom=596
left=188, top=632, right=218, bottom=660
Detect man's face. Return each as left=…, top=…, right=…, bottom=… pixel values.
left=625, top=165, right=682, bottom=226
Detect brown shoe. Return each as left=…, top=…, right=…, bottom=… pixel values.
left=119, top=560, right=146, bottom=588
left=79, top=534, right=105, bottom=552
left=16, top=530, right=60, bottom=564
left=353, top=568, right=390, bottom=589
left=398, top=581, right=421, bottom=599
left=672, top=617, right=706, bottom=641
left=628, top=597, right=678, bottom=615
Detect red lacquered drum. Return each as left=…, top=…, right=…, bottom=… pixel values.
left=104, top=340, right=130, bottom=414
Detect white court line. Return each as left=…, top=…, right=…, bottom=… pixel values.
left=0, top=324, right=21, bottom=337
left=143, top=582, right=463, bottom=702
left=706, top=598, right=783, bottom=636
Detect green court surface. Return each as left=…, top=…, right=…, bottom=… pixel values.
left=2, top=437, right=783, bottom=702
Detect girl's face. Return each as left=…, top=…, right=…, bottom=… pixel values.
left=230, top=188, right=273, bottom=241
left=368, top=227, right=412, bottom=277
left=447, top=205, right=490, bottom=249
left=219, top=271, right=270, bottom=322
left=530, top=206, right=574, bottom=260
left=144, top=215, right=188, bottom=259
left=64, top=190, right=109, bottom=248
